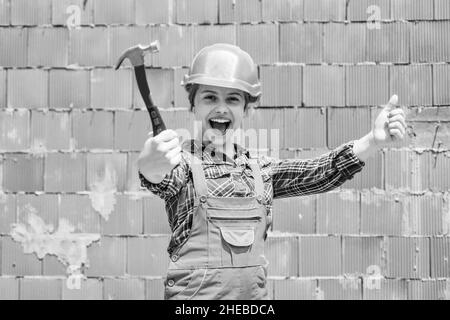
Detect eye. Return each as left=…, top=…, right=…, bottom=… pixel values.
left=227, top=96, right=241, bottom=103
left=204, top=95, right=217, bottom=102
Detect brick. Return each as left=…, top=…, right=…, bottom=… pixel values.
left=272, top=196, right=315, bottom=234
left=299, top=236, right=341, bottom=276
left=192, top=25, right=235, bottom=55
left=236, top=23, right=278, bottom=65
left=0, top=0, right=10, bottom=25
left=2, top=154, right=44, bottom=191
left=343, top=236, right=385, bottom=275
left=133, top=68, right=174, bottom=109
left=407, top=107, right=450, bottom=122
left=136, top=0, right=171, bottom=24
left=42, top=255, right=66, bottom=276
left=343, top=149, right=383, bottom=190
left=304, top=66, right=345, bottom=107
left=304, top=0, right=346, bottom=21
left=324, top=23, right=365, bottom=63
left=0, top=194, right=16, bottom=234
left=28, top=27, right=68, bottom=67
left=102, top=194, right=143, bottom=235
left=318, top=279, right=362, bottom=300
left=409, top=122, right=450, bottom=150
left=390, top=65, right=432, bottom=106
left=11, top=0, right=51, bottom=25
left=0, top=70, right=5, bottom=107
left=1, top=236, right=42, bottom=275
left=69, top=27, right=109, bottom=66
left=86, top=153, right=127, bottom=192
left=176, top=0, right=218, bottom=24
left=72, top=110, right=114, bottom=150
left=408, top=280, right=449, bottom=300
left=391, top=0, right=433, bottom=20
left=143, top=196, right=170, bottom=234
left=411, top=21, right=450, bottom=62
left=435, top=0, right=450, bottom=20
left=52, top=0, right=94, bottom=25
left=127, top=236, right=170, bottom=276
left=114, top=110, right=151, bottom=151
left=433, top=64, right=450, bottom=105
left=347, top=0, right=390, bottom=21
left=366, top=22, right=410, bottom=63
left=146, top=278, right=164, bottom=300
left=219, top=0, right=261, bottom=23
left=104, top=278, right=145, bottom=300
left=44, top=153, right=86, bottom=192
left=260, top=65, right=302, bottom=107
left=386, top=237, right=430, bottom=278
left=273, top=279, right=317, bottom=300
left=62, top=278, right=102, bottom=300
left=262, top=0, right=303, bottom=21
left=284, top=108, right=326, bottom=148
left=0, top=28, right=27, bottom=66
left=242, top=108, right=284, bottom=151
left=346, top=65, right=389, bottom=106
left=20, top=278, right=61, bottom=300
left=363, top=279, right=407, bottom=300
left=126, top=152, right=141, bottom=192
left=317, top=191, right=360, bottom=234
left=174, top=68, right=190, bottom=109
left=86, top=237, right=126, bottom=276
left=93, top=0, right=135, bottom=24
left=17, top=194, right=59, bottom=227
left=279, top=23, right=322, bottom=63
left=431, top=152, right=450, bottom=192
left=0, top=109, right=30, bottom=151
left=327, top=108, right=371, bottom=149
left=30, top=111, right=70, bottom=151
left=8, top=69, right=48, bottom=108
left=431, top=238, right=450, bottom=277
left=59, top=194, right=101, bottom=233
left=151, top=25, right=193, bottom=68
left=49, top=69, right=90, bottom=108
left=407, top=195, right=444, bottom=236
left=265, top=236, right=298, bottom=276
left=109, top=26, right=151, bottom=67
left=91, top=69, right=132, bottom=109
left=0, top=278, right=19, bottom=299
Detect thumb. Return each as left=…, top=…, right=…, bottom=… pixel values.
left=384, top=94, right=399, bottom=111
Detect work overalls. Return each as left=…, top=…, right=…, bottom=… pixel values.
left=164, top=150, right=269, bottom=300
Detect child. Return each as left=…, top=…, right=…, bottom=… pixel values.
left=137, top=43, right=407, bottom=300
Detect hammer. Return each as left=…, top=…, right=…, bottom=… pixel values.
left=115, top=41, right=167, bottom=136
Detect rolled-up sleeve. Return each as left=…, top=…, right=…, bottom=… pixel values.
left=270, top=141, right=365, bottom=199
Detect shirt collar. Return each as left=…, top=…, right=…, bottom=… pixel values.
left=184, top=139, right=250, bottom=164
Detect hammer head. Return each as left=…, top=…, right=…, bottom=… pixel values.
left=115, top=40, right=160, bottom=70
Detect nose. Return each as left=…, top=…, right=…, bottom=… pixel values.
left=213, top=103, right=229, bottom=114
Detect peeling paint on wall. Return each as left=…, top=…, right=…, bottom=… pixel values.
left=89, top=163, right=117, bottom=221
left=339, top=278, right=359, bottom=290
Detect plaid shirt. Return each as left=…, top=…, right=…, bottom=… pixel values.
left=139, top=139, right=365, bottom=255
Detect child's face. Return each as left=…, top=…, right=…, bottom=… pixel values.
left=193, top=84, right=246, bottom=146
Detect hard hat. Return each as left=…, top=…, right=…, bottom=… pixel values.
left=181, top=43, right=261, bottom=98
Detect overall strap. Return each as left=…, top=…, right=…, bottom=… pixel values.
left=189, top=153, right=208, bottom=198
left=248, top=158, right=264, bottom=200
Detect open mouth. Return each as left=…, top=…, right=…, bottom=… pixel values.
left=209, top=118, right=232, bottom=135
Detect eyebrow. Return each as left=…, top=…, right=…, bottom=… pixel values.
left=200, top=90, right=243, bottom=97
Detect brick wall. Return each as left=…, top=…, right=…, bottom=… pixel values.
left=0, top=0, right=449, bottom=300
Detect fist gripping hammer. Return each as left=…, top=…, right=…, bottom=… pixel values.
left=115, top=41, right=166, bottom=136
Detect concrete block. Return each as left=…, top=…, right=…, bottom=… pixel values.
left=303, top=0, right=346, bottom=21
left=260, top=65, right=302, bottom=107
left=127, top=236, right=170, bottom=276
left=435, top=0, right=450, bottom=20
left=273, top=279, right=317, bottom=300
left=347, top=0, right=390, bottom=21
left=265, top=236, right=298, bottom=277
left=0, top=0, right=11, bottom=25
left=366, top=22, right=410, bottom=63
left=176, top=0, right=218, bottom=24
left=241, top=108, right=284, bottom=151
left=72, top=110, right=114, bottom=150
left=390, top=65, right=432, bottom=106
left=411, top=21, right=450, bottom=62
left=151, top=25, right=193, bottom=68
left=42, top=255, right=66, bottom=276
left=343, top=149, right=383, bottom=190
left=86, top=237, right=126, bottom=276
left=52, top=0, right=94, bottom=25
left=102, top=194, right=143, bottom=235
left=11, top=0, right=51, bottom=25
left=299, top=236, right=341, bottom=276
left=0, top=70, right=5, bottom=107
left=318, top=279, right=362, bottom=300
left=2, top=153, right=44, bottom=191
left=0, top=109, right=30, bottom=151
left=283, top=108, right=326, bottom=148
left=391, top=0, right=433, bottom=20
left=0, top=28, right=27, bottom=66
left=346, top=65, right=389, bottom=106
left=324, top=23, right=365, bottom=63
left=1, top=236, right=42, bottom=275
left=69, top=27, right=109, bottom=66
left=303, top=66, right=345, bottom=107
left=192, top=24, right=235, bottom=55
left=104, top=278, right=145, bottom=300
left=431, top=237, right=450, bottom=277
left=0, top=278, right=19, bottom=300
left=407, top=107, right=450, bottom=121
left=146, top=278, right=164, bottom=300
left=219, top=0, right=261, bottom=23
left=433, top=64, right=450, bottom=105
left=8, top=69, right=48, bottom=108
left=363, top=279, right=407, bottom=300
left=174, top=68, right=190, bottom=109
left=386, top=237, right=430, bottom=278
left=17, top=194, right=59, bottom=227
left=409, top=122, right=450, bottom=150
left=272, top=196, right=315, bottom=234
left=30, top=110, right=70, bottom=151
left=126, top=152, right=141, bottom=192
left=143, top=196, right=170, bottom=234
left=405, top=194, right=444, bottom=236
left=262, top=0, right=303, bottom=21
left=44, top=152, right=86, bottom=192
left=279, top=23, right=323, bottom=63
left=20, top=278, right=61, bottom=300
left=408, top=280, right=449, bottom=300
left=28, top=27, right=68, bottom=67
left=133, top=68, right=174, bottom=109
left=430, top=152, right=450, bottom=192
left=93, top=0, right=135, bottom=24
left=91, top=68, right=132, bottom=109
left=114, top=110, right=151, bottom=151
left=86, top=153, right=127, bottom=192
left=0, top=194, right=16, bottom=234
left=62, top=278, right=102, bottom=300
left=237, top=23, right=278, bottom=65
left=343, top=236, right=385, bottom=275
left=327, top=108, right=371, bottom=149
left=49, top=69, right=90, bottom=108
left=136, top=0, right=171, bottom=24
left=59, top=194, right=101, bottom=233
left=316, top=191, right=360, bottom=234
left=109, top=26, right=151, bottom=67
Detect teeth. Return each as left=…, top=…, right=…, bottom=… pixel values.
left=210, top=118, right=231, bottom=123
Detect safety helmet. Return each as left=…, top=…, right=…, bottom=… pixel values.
left=181, top=43, right=261, bottom=98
